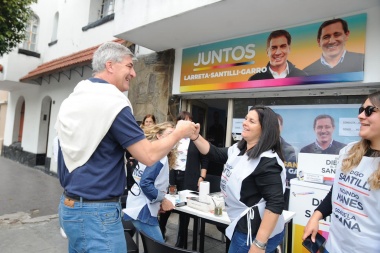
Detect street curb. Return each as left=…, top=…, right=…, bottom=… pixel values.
left=0, top=212, right=58, bottom=225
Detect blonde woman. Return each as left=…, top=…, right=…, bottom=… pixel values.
left=123, top=122, right=177, bottom=242
left=303, top=91, right=380, bottom=253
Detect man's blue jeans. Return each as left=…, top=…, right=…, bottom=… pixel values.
left=229, top=229, right=285, bottom=253
left=131, top=219, right=165, bottom=243
left=59, top=195, right=126, bottom=253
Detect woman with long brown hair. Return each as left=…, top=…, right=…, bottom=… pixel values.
left=189, top=105, right=286, bottom=253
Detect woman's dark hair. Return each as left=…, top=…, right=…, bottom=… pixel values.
left=142, top=114, right=156, bottom=125
left=176, top=111, right=193, bottom=122
left=237, top=105, right=284, bottom=161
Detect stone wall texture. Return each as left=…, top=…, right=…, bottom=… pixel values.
left=128, top=49, right=180, bottom=124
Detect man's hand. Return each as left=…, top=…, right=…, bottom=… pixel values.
left=175, top=120, right=197, bottom=138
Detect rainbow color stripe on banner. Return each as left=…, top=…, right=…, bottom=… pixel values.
left=180, top=72, right=364, bottom=92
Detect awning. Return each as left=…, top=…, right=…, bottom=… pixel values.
left=20, top=39, right=125, bottom=84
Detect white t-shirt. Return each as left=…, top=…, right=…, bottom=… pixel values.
left=173, top=138, right=190, bottom=171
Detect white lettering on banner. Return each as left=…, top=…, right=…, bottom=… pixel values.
left=193, top=44, right=256, bottom=66
left=210, top=70, right=240, bottom=78
left=241, top=67, right=267, bottom=75
left=184, top=73, right=210, bottom=80
left=184, top=67, right=267, bottom=81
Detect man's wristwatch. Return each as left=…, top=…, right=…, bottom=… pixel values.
left=253, top=239, right=267, bottom=250
left=199, top=176, right=205, bottom=180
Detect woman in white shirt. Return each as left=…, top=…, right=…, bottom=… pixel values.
left=123, top=122, right=177, bottom=242
left=303, top=91, right=380, bottom=253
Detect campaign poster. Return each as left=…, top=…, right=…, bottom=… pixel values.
left=180, top=13, right=366, bottom=93
left=272, top=105, right=361, bottom=153
left=231, top=104, right=361, bottom=185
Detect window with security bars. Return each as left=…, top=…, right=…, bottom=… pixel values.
left=22, top=15, right=39, bottom=52
left=100, top=0, right=114, bottom=19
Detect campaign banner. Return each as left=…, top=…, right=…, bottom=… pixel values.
left=298, top=153, right=338, bottom=184
left=289, top=179, right=331, bottom=253
left=272, top=104, right=361, bottom=153
left=180, top=13, right=366, bottom=93
left=231, top=104, right=361, bottom=185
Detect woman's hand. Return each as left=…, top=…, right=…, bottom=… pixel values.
left=302, top=210, right=323, bottom=242
left=161, top=198, right=175, bottom=212
left=197, top=176, right=204, bottom=188
left=189, top=123, right=201, bottom=141
left=248, top=243, right=265, bottom=253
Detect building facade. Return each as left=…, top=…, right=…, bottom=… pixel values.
left=0, top=0, right=380, bottom=177
left=0, top=0, right=176, bottom=173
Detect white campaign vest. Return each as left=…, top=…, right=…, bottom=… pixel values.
left=326, top=143, right=380, bottom=253
left=222, top=144, right=286, bottom=244
left=123, top=157, right=169, bottom=220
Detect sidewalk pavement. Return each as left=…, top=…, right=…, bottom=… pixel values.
left=0, top=212, right=67, bottom=253
left=0, top=156, right=227, bottom=253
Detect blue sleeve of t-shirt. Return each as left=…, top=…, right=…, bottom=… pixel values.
left=109, top=107, right=145, bottom=149
left=140, top=161, right=164, bottom=203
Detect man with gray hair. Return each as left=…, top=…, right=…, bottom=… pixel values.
left=300, top=114, right=346, bottom=154
left=56, top=41, right=196, bottom=252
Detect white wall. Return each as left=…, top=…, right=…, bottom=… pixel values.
left=40, top=0, right=116, bottom=62
left=3, top=70, right=87, bottom=148
left=365, top=5, right=380, bottom=82
left=114, top=0, right=221, bottom=35
left=3, top=0, right=116, bottom=155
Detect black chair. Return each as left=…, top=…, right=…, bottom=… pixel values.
left=139, top=231, right=199, bottom=253
left=122, top=219, right=137, bottom=237
left=121, top=192, right=139, bottom=252
left=122, top=218, right=141, bottom=253
left=121, top=190, right=137, bottom=238
left=124, top=231, right=139, bottom=253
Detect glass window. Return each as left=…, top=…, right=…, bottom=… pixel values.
left=22, top=15, right=39, bottom=52
left=51, top=12, right=59, bottom=42
left=100, top=0, right=114, bottom=18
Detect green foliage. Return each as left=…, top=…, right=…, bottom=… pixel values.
left=0, top=0, right=37, bottom=56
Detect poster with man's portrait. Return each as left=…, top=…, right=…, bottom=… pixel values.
left=180, top=14, right=366, bottom=93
